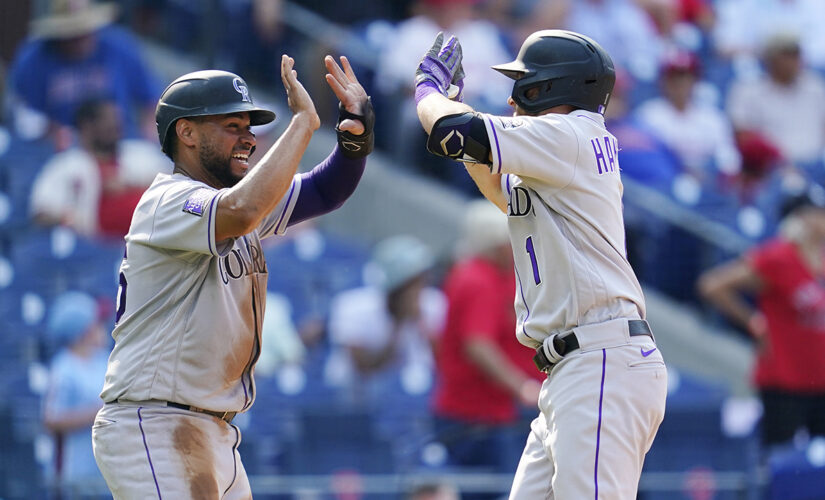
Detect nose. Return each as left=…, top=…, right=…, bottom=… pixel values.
left=241, top=129, right=256, bottom=149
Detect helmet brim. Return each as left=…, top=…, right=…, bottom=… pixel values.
left=491, top=61, right=530, bottom=81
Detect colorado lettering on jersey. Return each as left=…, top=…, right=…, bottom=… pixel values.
left=509, top=186, right=534, bottom=217
left=219, top=241, right=267, bottom=284
left=591, top=136, right=619, bottom=175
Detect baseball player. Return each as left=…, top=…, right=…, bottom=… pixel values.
left=415, top=31, right=668, bottom=499
left=92, top=54, right=374, bottom=498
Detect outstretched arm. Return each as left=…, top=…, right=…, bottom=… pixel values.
left=288, top=55, right=374, bottom=224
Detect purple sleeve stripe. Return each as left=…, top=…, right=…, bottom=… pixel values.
left=207, top=191, right=222, bottom=255
left=274, top=181, right=297, bottom=233
left=594, top=349, right=607, bottom=499
left=485, top=116, right=503, bottom=174
left=138, top=407, right=163, bottom=499
left=505, top=173, right=511, bottom=195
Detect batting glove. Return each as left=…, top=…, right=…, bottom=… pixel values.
left=336, top=96, right=375, bottom=159
left=415, top=32, right=463, bottom=105
left=449, top=61, right=465, bottom=102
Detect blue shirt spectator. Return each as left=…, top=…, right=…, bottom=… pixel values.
left=9, top=1, right=161, bottom=141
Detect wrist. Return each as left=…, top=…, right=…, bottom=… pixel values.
left=415, top=81, right=443, bottom=106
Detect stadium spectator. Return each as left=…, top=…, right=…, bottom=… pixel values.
left=561, top=0, right=664, bottom=83
left=431, top=201, right=541, bottom=498
left=712, top=0, right=825, bottom=73
left=365, top=0, right=512, bottom=192
left=325, top=235, right=446, bottom=405
left=634, top=50, right=740, bottom=183
left=698, top=185, right=825, bottom=449
left=726, top=33, right=825, bottom=167
left=42, top=291, right=110, bottom=495
left=29, top=98, right=170, bottom=239
left=8, top=0, right=162, bottom=144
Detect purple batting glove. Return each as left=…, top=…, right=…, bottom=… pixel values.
left=415, top=32, right=463, bottom=105
left=450, top=61, right=465, bottom=102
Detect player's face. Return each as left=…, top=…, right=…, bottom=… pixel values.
left=196, top=112, right=255, bottom=188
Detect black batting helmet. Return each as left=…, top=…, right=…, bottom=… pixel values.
left=155, top=70, right=276, bottom=155
left=492, top=30, right=615, bottom=114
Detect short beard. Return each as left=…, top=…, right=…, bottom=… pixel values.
left=199, top=140, right=240, bottom=188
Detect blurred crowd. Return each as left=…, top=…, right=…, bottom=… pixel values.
left=2, top=0, right=825, bottom=498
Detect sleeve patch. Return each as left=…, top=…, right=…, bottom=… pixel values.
left=182, top=188, right=215, bottom=217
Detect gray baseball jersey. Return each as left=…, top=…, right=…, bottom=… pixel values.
left=99, top=172, right=302, bottom=413
left=481, top=110, right=646, bottom=350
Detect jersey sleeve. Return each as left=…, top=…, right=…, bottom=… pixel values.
left=256, top=175, right=303, bottom=239
left=132, top=179, right=232, bottom=256
left=481, top=113, right=580, bottom=186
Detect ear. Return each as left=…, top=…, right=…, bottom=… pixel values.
left=176, top=119, right=198, bottom=148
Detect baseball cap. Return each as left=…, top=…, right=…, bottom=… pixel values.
left=457, top=200, right=509, bottom=257
left=47, top=291, right=99, bottom=346
left=30, top=0, right=117, bottom=40
left=368, top=235, right=435, bottom=292
left=780, top=184, right=825, bottom=219
left=661, top=50, right=701, bottom=77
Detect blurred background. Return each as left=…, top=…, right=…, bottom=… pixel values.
left=2, top=0, right=825, bottom=498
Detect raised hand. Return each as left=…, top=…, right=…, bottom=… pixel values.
left=281, top=54, right=320, bottom=130
left=415, top=32, right=463, bottom=98
left=324, top=55, right=369, bottom=135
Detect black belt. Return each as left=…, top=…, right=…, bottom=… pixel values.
left=166, top=402, right=237, bottom=423
left=533, top=319, right=653, bottom=373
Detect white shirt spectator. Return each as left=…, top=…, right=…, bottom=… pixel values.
left=29, top=139, right=170, bottom=236
left=714, top=0, right=825, bottom=71
left=727, top=71, right=825, bottom=165
left=326, top=285, right=446, bottom=395
left=635, top=97, right=741, bottom=176
left=564, top=0, right=663, bottom=82
left=371, top=15, right=513, bottom=109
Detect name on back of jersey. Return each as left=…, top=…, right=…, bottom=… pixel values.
left=591, top=136, right=619, bottom=175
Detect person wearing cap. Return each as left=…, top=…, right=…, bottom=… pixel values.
left=726, top=32, right=825, bottom=166
left=8, top=0, right=162, bottom=143
left=634, top=49, right=741, bottom=182
left=326, top=235, right=446, bottom=402
left=698, top=184, right=825, bottom=450
left=42, top=291, right=110, bottom=495
left=91, top=54, right=373, bottom=496
left=430, top=201, right=541, bottom=499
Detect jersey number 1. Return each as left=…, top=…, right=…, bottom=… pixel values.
left=526, top=236, right=541, bottom=285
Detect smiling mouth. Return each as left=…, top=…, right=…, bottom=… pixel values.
left=231, top=152, right=249, bottom=164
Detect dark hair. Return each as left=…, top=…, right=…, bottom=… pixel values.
left=73, top=96, right=113, bottom=128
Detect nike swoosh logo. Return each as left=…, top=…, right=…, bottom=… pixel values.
left=641, top=347, right=657, bottom=357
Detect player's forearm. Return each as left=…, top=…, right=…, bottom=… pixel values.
left=416, top=92, right=474, bottom=133
left=218, top=112, right=316, bottom=237
left=289, top=145, right=366, bottom=226
left=465, top=163, right=507, bottom=213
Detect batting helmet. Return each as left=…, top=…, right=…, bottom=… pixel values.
left=155, top=70, right=276, bottom=155
left=492, top=30, right=615, bottom=114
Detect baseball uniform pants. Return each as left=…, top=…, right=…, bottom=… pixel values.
left=93, top=401, right=251, bottom=500
left=509, top=318, right=668, bottom=500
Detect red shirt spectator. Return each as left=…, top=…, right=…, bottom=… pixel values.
left=433, top=256, right=538, bottom=423
left=748, top=238, right=825, bottom=392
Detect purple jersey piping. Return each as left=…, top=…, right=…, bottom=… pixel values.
left=594, top=349, right=607, bottom=499
left=207, top=192, right=221, bottom=255
left=512, top=262, right=534, bottom=342
left=576, top=114, right=600, bottom=125
left=274, top=181, right=297, bottom=233
left=138, top=407, right=163, bottom=499
left=485, top=116, right=503, bottom=174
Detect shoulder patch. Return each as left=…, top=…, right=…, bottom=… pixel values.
left=182, top=188, right=214, bottom=217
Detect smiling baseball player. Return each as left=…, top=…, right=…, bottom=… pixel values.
left=92, top=54, right=373, bottom=498
left=415, top=30, right=668, bottom=499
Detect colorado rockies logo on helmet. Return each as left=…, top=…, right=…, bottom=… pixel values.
left=233, top=77, right=251, bottom=103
